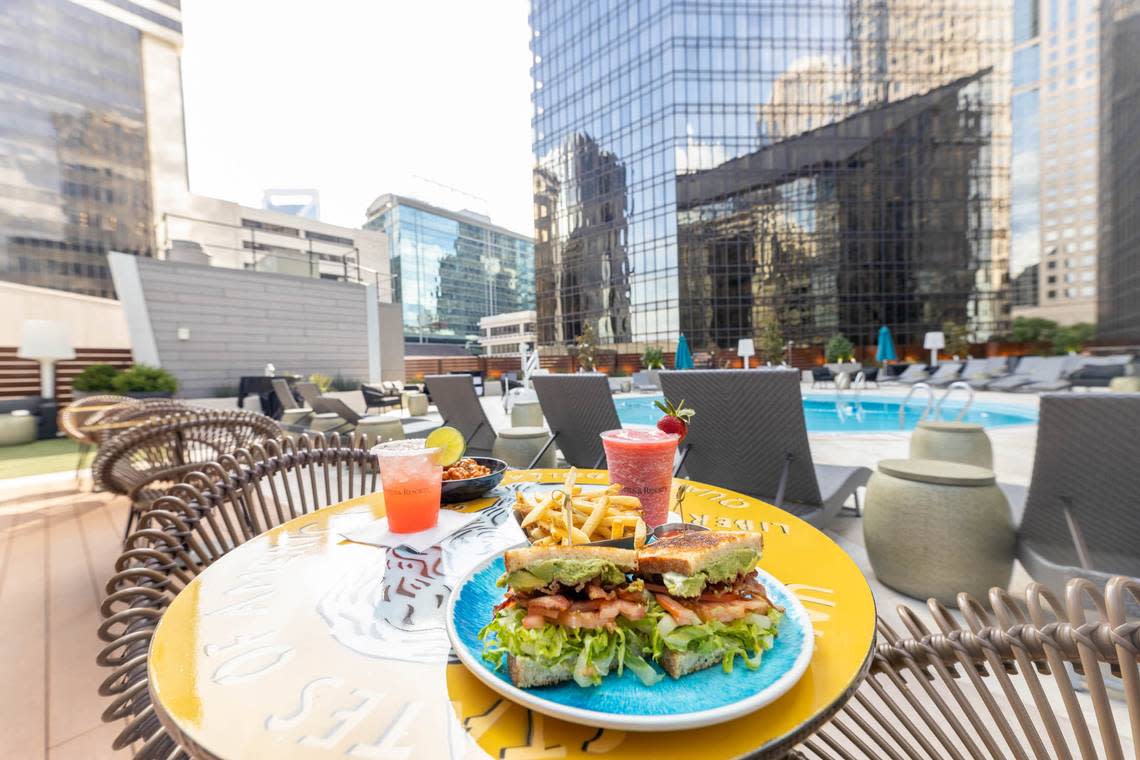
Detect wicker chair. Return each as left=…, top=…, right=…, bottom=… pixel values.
left=57, top=394, right=136, bottom=479
left=91, top=408, right=281, bottom=537
left=96, top=437, right=376, bottom=758
left=793, top=577, right=1140, bottom=759
left=84, top=399, right=195, bottom=445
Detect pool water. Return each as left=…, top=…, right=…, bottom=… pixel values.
left=614, top=394, right=1038, bottom=432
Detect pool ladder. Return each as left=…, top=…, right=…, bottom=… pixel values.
left=899, top=381, right=975, bottom=428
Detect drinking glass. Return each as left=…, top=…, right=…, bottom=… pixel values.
left=372, top=440, right=442, bottom=533
left=600, top=428, right=679, bottom=528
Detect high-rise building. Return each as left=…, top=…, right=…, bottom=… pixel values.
left=262, top=189, right=321, bottom=220
left=364, top=194, right=535, bottom=345
left=531, top=0, right=1011, bottom=351
left=0, top=0, right=189, bottom=298
left=1010, top=0, right=1103, bottom=325
left=1098, top=0, right=1140, bottom=341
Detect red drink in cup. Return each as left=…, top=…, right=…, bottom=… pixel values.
left=600, top=428, right=679, bottom=528
left=372, top=440, right=443, bottom=533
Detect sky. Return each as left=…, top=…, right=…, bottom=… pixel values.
left=180, top=0, right=536, bottom=235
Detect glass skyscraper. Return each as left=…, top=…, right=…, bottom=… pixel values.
left=364, top=194, right=536, bottom=346
left=531, top=0, right=1011, bottom=350
left=1009, top=0, right=1102, bottom=325
left=0, top=0, right=187, bottom=298
left=1098, top=0, right=1140, bottom=341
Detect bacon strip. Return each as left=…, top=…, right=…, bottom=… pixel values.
left=654, top=593, right=701, bottom=625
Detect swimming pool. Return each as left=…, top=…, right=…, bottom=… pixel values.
left=614, top=394, right=1038, bottom=433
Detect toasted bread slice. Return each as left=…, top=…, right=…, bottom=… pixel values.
left=660, top=647, right=724, bottom=679
left=507, top=654, right=574, bottom=688
left=637, top=531, right=761, bottom=577
left=503, top=544, right=638, bottom=573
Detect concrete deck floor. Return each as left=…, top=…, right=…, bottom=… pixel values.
left=2, top=382, right=1131, bottom=758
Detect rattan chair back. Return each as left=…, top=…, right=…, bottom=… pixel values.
left=96, top=437, right=377, bottom=758
left=794, top=577, right=1140, bottom=759
left=91, top=408, right=281, bottom=506
left=57, top=395, right=136, bottom=445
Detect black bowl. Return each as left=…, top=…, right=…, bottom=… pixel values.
left=440, top=457, right=509, bottom=504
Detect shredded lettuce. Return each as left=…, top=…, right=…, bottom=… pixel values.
left=644, top=603, right=782, bottom=673
left=479, top=607, right=663, bottom=687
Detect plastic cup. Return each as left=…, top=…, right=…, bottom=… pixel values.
left=600, top=428, right=679, bottom=528
left=372, top=440, right=443, bottom=533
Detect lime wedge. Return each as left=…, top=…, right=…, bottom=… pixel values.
left=425, top=426, right=465, bottom=467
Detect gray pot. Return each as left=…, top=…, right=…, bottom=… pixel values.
left=863, top=458, right=1014, bottom=604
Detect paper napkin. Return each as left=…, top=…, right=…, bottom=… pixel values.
left=339, top=509, right=481, bottom=553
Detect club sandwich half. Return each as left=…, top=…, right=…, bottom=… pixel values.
left=479, top=545, right=661, bottom=688
left=638, top=531, right=782, bottom=678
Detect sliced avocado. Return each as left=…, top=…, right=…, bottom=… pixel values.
left=504, top=559, right=628, bottom=591
left=660, top=549, right=758, bottom=597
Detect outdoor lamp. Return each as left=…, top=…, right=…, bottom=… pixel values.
left=923, top=331, right=945, bottom=368
left=737, top=338, right=755, bottom=369
left=18, top=319, right=75, bottom=400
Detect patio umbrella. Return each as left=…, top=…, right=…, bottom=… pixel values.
left=876, top=325, right=898, bottom=363
left=674, top=334, right=694, bottom=369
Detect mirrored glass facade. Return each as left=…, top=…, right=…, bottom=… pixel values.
left=365, top=195, right=536, bottom=345
left=1098, top=0, right=1140, bottom=340
left=0, top=0, right=180, bottom=298
left=531, top=0, right=1011, bottom=350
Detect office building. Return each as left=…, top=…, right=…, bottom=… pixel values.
left=262, top=189, right=321, bottom=220
left=0, top=0, right=188, bottom=298
left=531, top=0, right=1011, bottom=350
left=1098, top=0, right=1140, bottom=341
left=1010, top=0, right=1103, bottom=324
left=158, top=196, right=391, bottom=298
left=479, top=310, right=538, bottom=357
left=365, top=194, right=535, bottom=346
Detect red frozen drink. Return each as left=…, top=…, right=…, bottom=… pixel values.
left=600, top=428, right=679, bottom=528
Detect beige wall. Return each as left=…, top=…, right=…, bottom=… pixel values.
left=0, top=281, right=129, bottom=348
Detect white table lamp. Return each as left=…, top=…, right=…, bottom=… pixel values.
left=17, top=320, right=75, bottom=400
left=923, top=331, right=945, bottom=368
left=738, top=338, right=756, bottom=369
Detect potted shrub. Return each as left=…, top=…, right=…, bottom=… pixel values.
left=824, top=333, right=855, bottom=364
left=110, top=365, right=178, bottom=398
left=72, top=364, right=121, bottom=399
left=641, top=345, right=665, bottom=385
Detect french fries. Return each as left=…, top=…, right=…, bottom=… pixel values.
left=513, top=467, right=648, bottom=547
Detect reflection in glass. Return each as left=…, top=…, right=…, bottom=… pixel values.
left=365, top=198, right=535, bottom=345
left=0, top=0, right=156, bottom=298
left=531, top=0, right=1011, bottom=351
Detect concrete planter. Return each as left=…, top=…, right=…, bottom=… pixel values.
left=909, top=421, right=994, bottom=469
left=864, top=458, right=1014, bottom=604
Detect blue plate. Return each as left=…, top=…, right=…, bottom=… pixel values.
left=446, top=550, right=814, bottom=731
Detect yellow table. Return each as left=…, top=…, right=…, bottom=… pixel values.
left=149, top=469, right=876, bottom=759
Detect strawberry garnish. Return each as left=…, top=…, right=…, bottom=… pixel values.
left=654, top=398, right=695, bottom=441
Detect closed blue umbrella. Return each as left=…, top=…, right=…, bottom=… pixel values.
left=674, top=334, right=694, bottom=369
left=876, top=325, right=898, bottom=363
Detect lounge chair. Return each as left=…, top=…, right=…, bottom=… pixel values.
left=1002, top=393, right=1140, bottom=602
left=965, top=356, right=1010, bottom=389
left=942, top=357, right=986, bottom=387
left=631, top=370, right=659, bottom=392
left=424, top=374, right=496, bottom=456
left=884, top=362, right=928, bottom=385
left=271, top=379, right=313, bottom=429
left=923, top=361, right=963, bottom=387
left=810, top=367, right=833, bottom=388
left=294, top=382, right=324, bottom=408
left=529, top=374, right=622, bottom=468
left=361, top=382, right=401, bottom=413
left=1068, top=355, right=1135, bottom=389
left=1014, top=356, right=1070, bottom=392
left=658, top=369, right=871, bottom=529
left=984, top=356, right=1043, bottom=391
